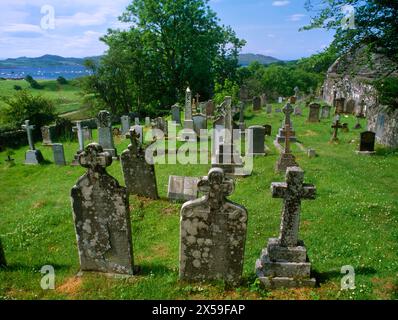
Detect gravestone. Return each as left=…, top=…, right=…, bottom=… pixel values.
left=264, top=124, right=272, bottom=136
left=307, top=148, right=316, bottom=158
left=0, top=238, right=6, bottom=267
left=121, top=115, right=130, bottom=135
left=345, top=99, right=355, bottom=114
left=97, top=110, right=118, bottom=158
left=184, top=87, right=194, bottom=130
left=266, top=105, right=272, bottom=114
left=294, top=86, right=299, bottom=99
left=334, top=98, right=345, bottom=114
left=152, top=117, right=168, bottom=139
left=192, top=114, right=207, bottom=137
left=308, top=103, right=320, bottom=122
left=375, top=113, right=385, bottom=140
left=321, top=105, right=331, bottom=119
left=278, top=97, right=283, bottom=104
left=83, top=127, right=93, bottom=141
left=145, top=117, right=151, bottom=126
left=72, top=121, right=85, bottom=166
left=171, top=104, right=181, bottom=124
left=253, top=96, right=261, bottom=111
left=135, top=117, right=140, bottom=126
left=275, top=104, right=297, bottom=143
left=293, top=106, right=302, bottom=116
left=248, top=126, right=266, bottom=156
left=276, top=122, right=298, bottom=173
left=121, top=129, right=158, bottom=199
left=330, top=115, right=343, bottom=142
left=168, top=176, right=199, bottom=202
left=206, top=100, right=215, bottom=117
left=260, top=93, right=267, bottom=107
left=357, top=131, right=376, bottom=155
left=131, top=125, right=144, bottom=144
left=52, top=143, right=66, bottom=166
left=71, top=143, right=134, bottom=275
left=41, top=125, right=53, bottom=146
left=179, top=168, right=248, bottom=284
left=22, top=120, right=44, bottom=165
left=256, top=166, right=316, bottom=288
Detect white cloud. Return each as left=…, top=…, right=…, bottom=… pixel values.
left=3, top=23, right=44, bottom=34
left=289, top=14, right=306, bottom=22
left=272, top=1, right=290, bottom=7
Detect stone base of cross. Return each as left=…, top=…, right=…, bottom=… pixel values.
left=256, top=166, right=317, bottom=289
left=25, top=149, right=44, bottom=165
left=275, top=152, right=297, bottom=173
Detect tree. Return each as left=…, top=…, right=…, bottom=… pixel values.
left=85, top=0, right=245, bottom=116
left=302, top=0, right=398, bottom=66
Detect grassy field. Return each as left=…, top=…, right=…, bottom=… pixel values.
left=0, top=79, right=85, bottom=115
left=0, top=102, right=397, bottom=300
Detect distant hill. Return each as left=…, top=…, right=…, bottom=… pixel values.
left=0, top=55, right=102, bottom=68
left=238, top=54, right=280, bottom=66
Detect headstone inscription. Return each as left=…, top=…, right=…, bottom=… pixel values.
left=179, top=168, right=248, bottom=284
left=52, top=143, right=66, bottom=166
left=357, top=131, right=376, bottom=155
left=70, top=143, right=134, bottom=275
left=22, top=120, right=44, bottom=165
left=97, top=110, right=118, bottom=158
left=256, top=166, right=316, bottom=288
left=121, top=129, right=158, bottom=199
left=167, top=176, right=199, bottom=202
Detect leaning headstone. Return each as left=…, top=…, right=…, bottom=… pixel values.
left=71, top=143, right=134, bottom=275
left=52, top=143, right=66, bottom=166
left=41, top=125, right=53, bottom=146
left=256, top=166, right=316, bottom=288
left=22, top=120, right=44, bottom=165
left=121, top=115, right=130, bottom=135
left=179, top=168, right=248, bottom=284
left=97, top=110, right=118, bottom=158
left=248, top=126, right=266, bottom=156
left=253, top=96, right=261, bottom=111
left=307, top=103, right=320, bottom=123
left=357, top=131, right=376, bottom=155
left=168, top=176, right=199, bottom=202
left=121, top=129, right=159, bottom=199
left=0, top=238, right=6, bottom=267
left=321, top=105, right=331, bottom=119
left=171, top=104, right=181, bottom=125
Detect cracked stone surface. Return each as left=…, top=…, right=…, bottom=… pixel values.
left=71, top=143, right=134, bottom=275
left=179, top=168, right=248, bottom=285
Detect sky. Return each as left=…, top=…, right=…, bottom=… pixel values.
left=0, top=0, right=335, bottom=60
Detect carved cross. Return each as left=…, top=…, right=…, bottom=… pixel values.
left=331, top=115, right=343, bottom=141
left=197, top=168, right=234, bottom=210
left=284, top=122, right=292, bottom=154
left=21, top=120, right=35, bottom=150
left=283, top=103, right=293, bottom=128
left=271, top=166, right=316, bottom=247
left=79, top=143, right=112, bottom=172
left=126, top=128, right=141, bottom=154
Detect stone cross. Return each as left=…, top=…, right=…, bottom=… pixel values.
left=78, top=143, right=112, bottom=173
left=283, top=103, right=293, bottom=129
left=126, top=128, right=141, bottom=154
left=271, top=166, right=316, bottom=247
left=331, top=115, right=343, bottom=141
left=185, top=87, right=192, bottom=121
left=284, top=122, right=292, bottom=154
left=72, top=121, right=84, bottom=152
left=21, top=120, right=35, bottom=150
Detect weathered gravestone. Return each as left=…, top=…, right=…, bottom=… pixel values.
left=321, top=105, right=331, bottom=119
left=345, top=99, right=356, bottom=114
left=72, top=121, right=85, bottom=166
left=22, top=120, right=44, bottom=165
left=131, top=125, right=144, bottom=144
left=41, top=125, right=53, bottom=146
left=192, top=114, right=207, bottom=137
left=135, top=117, right=140, bottom=126
left=275, top=104, right=297, bottom=143
left=120, top=115, right=130, bottom=135
left=152, top=117, right=168, bottom=139
left=375, top=113, right=385, bottom=140
left=83, top=127, right=93, bottom=141
left=256, top=166, right=316, bottom=288
left=334, top=98, right=345, bottom=114
left=260, top=93, right=267, bottom=107
left=293, top=106, right=302, bottom=116
left=357, top=131, right=376, bottom=155
left=171, top=104, right=181, bottom=124
left=308, top=103, right=320, bottom=123
left=253, top=96, right=261, bottom=111
left=206, top=100, right=215, bottom=117
left=184, top=87, right=194, bottom=130
left=70, top=143, right=134, bottom=275
left=330, top=115, right=343, bottom=142
left=0, top=239, right=6, bottom=267
left=266, top=105, right=272, bottom=114
left=52, top=143, right=66, bottom=166
left=179, top=168, right=248, bottom=284
left=276, top=122, right=298, bottom=173
left=248, top=126, right=266, bottom=156
left=307, top=148, right=316, bottom=158
left=278, top=97, right=283, bottom=104
left=168, top=176, right=199, bottom=202
left=97, top=110, right=118, bottom=158
left=121, top=129, right=159, bottom=199
left=145, top=117, right=151, bottom=126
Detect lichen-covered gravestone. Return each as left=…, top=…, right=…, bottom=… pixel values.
left=97, top=110, right=118, bottom=158
left=256, top=166, right=316, bottom=288
left=121, top=128, right=159, bottom=199
left=179, top=168, right=248, bottom=284
left=0, top=238, right=6, bottom=267
left=71, top=143, right=134, bottom=275
left=52, top=143, right=66, bottom=166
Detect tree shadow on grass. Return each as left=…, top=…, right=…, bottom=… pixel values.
left=313, top=266, right=377, bottom=285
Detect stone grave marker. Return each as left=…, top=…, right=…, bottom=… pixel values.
left=71, top=143, right=134, bottom=275
left=256, top=166, right=316, bottom=288
left=308, top=103, right=320, bottom=122
left=135, top=117, right=140, bottom=126
left=121, top=115, right=130, bottom=135
left=275, top=122, right=298, bottom=172
left=253, top=96, right=261, bottom=111
left=184, top=87, right=194, bottom=130
left=260, top=93, right=267, bottom=107
left=330, top=115, right=343, bottom=142
left=307, top=148, right=316, bottom=158
left=168, top=176, right=199, bottom=202
left=145, top=117, right=151, bottom=126
left=266, top=105, right=272, bottom=114
left=334, top=98, right=345, bottom=114
left=375, top=113, right=385, bottom=140
left=238, top=102, right=245, bottom=132
left=345, top=99, right=356, bottom=114
left=264, top=124, right=272, bottom=136
left=83, top=127, right=93, bottom=141
left=293, top=106, right=302, bottom=116
left=357, top=131, right=376, bottom=155
left=121, top=128, right=158, bottom=199
left=171, top=104, right=181, bottom=124
left=22, top=120, right=44, bottom=165
left=206, top=100, right=215, bottom=117
left=131, top=125, right=144, bottom=144
left=97, top=110, right=118, bottom=158
left=179, top=168, right=248, bottom=284
left=321, top=105, right=331, bottom=119
left=52, top=143, right=66, bottom=166
left=248, top=126, right=266, bottom=156
left=72, top=121, right=85, bottom=166
left=192, top=114, right=207, bottom=137
left=41, top=125, right=53, bottom=146
left=275, top=104, right=297, bottom=143
left=278, top=97, right=283, bottom=104
left=152, top=117, right=168, bottom=139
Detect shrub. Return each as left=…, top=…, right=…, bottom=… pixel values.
left=374, top=77, right=398, bottom=109
left=13, top=85, right=22, bottom=91
left=25, top=75, right=44, bottom=89
left=57, top=76, right=68, bottom=85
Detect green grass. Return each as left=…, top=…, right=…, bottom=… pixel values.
left=0, top=79, right=84, bottom=115
left=0, top=102, right=397, bottom=300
